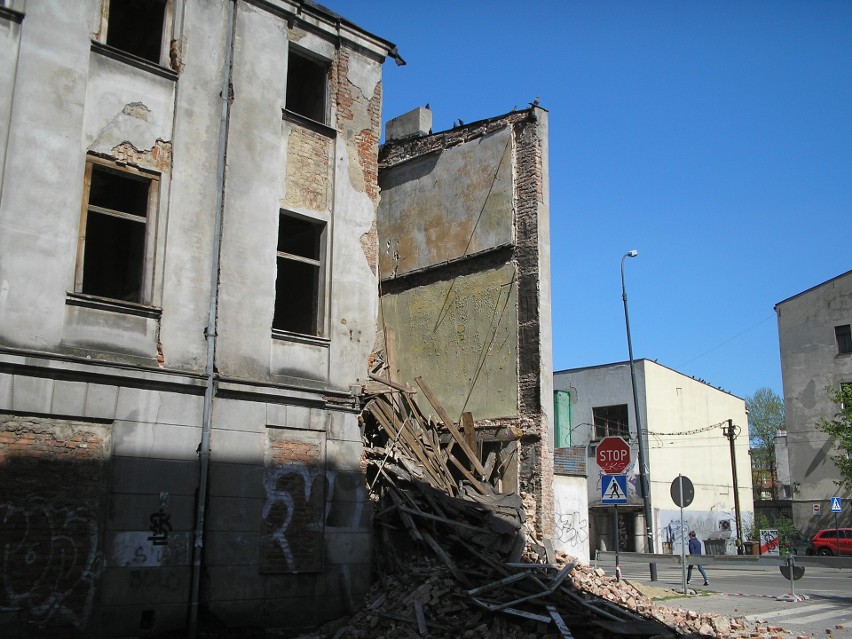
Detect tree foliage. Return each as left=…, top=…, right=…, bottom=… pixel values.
left=745, top=387, right=785, bottom=471
left=817, top=383, right=852, bottom=492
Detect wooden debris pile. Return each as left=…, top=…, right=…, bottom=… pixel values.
left=348, top=369, right=795, bottom=639
left=362, top=373, right=527, bottom=580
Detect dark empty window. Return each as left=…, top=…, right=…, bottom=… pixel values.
left=836, top=325, right=852, bottom=354
left=106, top=0, right=167, bottom=63
left=273, top=212, right=325, bottom=335
left=77, top=160, right=156, bottom=303
left=286, top=48, right=328, bottom=123
left=592, top=404, right=629, bottom=440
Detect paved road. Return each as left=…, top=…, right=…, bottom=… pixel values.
left=595, top=553, right=852, bottom=638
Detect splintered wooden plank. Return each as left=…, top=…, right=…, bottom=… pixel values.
left=415, top=377, right=486, bottom=476
left=413, top=600, right=427, bottom=636
left=461, top=411, right=476, bottom=450
left=447, top=454, right=489, bottom=495
left=472, top=602, right=550, bottom=624
left=547, top=606, right=575, bottom=639
left=368, top=373, right=417, bottom=394
left=421, top=530, right=471, bottom=587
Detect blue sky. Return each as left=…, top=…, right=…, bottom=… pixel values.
left=330, top=1, right=852, bottom=400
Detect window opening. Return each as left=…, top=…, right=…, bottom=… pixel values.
left=273, top=213, right=325, bottom=335
left=78, top=161, right=155, bottom=303
left=286, top=48, right=329, bottom=124
left=835, top=324, right=852, bottom=354
left=106, top=0, right=167, bottom=63
left=592, top=404, right=629, bottom=440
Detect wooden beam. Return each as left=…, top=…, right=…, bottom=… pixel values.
left=415, top=377, right=486, bottom=476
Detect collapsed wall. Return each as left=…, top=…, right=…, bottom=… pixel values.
left=376, top=106, right=554, bottom=542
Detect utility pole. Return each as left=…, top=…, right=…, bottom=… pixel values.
left=723, top=419, right=744, bottom=553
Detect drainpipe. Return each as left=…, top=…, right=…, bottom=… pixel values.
left=188, top=1, right=236, bottom=636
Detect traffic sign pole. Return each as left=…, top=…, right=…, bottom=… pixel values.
left=679, top=475, right=687, bottom=593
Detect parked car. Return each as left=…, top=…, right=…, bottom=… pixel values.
left=784, top=529, right=812, bottom=556
left=809, top=528, right=852, bottom=556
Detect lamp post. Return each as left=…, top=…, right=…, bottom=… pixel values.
left=621, top=250, right=657, bottom=581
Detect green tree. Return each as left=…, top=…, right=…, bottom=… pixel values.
left=816, top=383, right=852, bottom=492
left=746, top=387, right=785, bottom=498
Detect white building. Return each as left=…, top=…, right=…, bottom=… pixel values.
left=554, top=360, right=753, bottom=555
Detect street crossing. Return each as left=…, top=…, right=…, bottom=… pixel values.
left=745, top=600, right=852, bottom=634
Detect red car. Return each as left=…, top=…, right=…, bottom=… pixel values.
left=809, top=528, right=852, bottom=556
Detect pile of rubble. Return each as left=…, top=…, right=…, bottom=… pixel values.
left=317, top=368, right=799, bottom=639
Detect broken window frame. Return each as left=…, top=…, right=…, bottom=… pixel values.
left=591, top=404, right=630, bottom=441
left=272, top=210, right=328, bottom=339
left=75, top=156, right=160, bottom=306
left=284, top=45, right=331, bottom=126
left=95, top=0, right=173, bottom=67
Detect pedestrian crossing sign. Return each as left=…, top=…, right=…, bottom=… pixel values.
left=602, top=474, right=628, bottom=505
left=831, top=497, right=842, bottom=513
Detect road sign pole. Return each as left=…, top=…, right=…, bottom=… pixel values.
left=679, top=474, right=687, bottom=593
left=614, top=504, right=621, bottom=581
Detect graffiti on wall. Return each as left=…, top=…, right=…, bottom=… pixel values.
left=0, top=499, right=101, bottom=628
left=554, top=511, right=588, bottom=548
left=262, top=460, right=325, bottom=573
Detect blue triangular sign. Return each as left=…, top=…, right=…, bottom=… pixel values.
left=831, top=497, right=842, bottom=512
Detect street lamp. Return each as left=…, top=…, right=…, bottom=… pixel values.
left=621, top=250, right=657, bottom=581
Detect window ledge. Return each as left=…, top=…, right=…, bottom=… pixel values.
left=0, top=5, right=24, bottom=23
left=91, top=41, right=178, bottom=81
left=66, top=292, right=163, bottom=320
left=271, top=329, right=330, bottom=348
left=282, top=109, right=336, bottom=138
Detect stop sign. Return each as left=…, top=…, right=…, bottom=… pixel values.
left=596, top=436, right=631, bottom=474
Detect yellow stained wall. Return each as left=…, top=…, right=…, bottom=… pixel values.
left=380, top=264, right=519, bottom=421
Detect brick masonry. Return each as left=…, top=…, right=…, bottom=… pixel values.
left=0, top=413, right=111, bottom=630
left=261, top=431, right=326, bottom=574
left=284, top=126, right=332, bottom=212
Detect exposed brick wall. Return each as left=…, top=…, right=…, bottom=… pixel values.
left=261, top=433, right=325, bottom=573
left=554, top=447, right=587, bottom=476
left=284, top=126, right=332, bottom=211
left=334, top=47, right=382, bottom=206
left=0, top=414, right=111, bottom=631
left=379, top=110, right=536, bottom=169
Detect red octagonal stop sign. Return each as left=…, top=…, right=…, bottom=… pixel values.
left=596, top=436, right=631, bottom=474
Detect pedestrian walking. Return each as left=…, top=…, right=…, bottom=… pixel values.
left=686, top=531, right=709, bottom=586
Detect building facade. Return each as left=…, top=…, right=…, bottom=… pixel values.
left=376, top=106, right=555, bottom=542
left=0, top=1, right=397, bottom=636
left=554, top=360, right=753, bottom=555
left=775, top=270, right=852, bottom=533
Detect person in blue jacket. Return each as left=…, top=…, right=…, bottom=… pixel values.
left=687, top=531, right=709, bottom=586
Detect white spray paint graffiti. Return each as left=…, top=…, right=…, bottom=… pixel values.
left=0, top=499, right=100, bottom=628
left=263, top=462, right=316, bottom=571
left=554, top=511, right=589, bottom=548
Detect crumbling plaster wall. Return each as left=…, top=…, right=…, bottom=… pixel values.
left=377, top=108, right=554, bottom=539
left=0, top=0, right=393, bottom=635
left=216, top=5, right=381, bottom=392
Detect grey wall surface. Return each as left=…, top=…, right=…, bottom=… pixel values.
left=0, top=1, right=394, bottom=635
left=776, top=270, right=852, bottom=532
